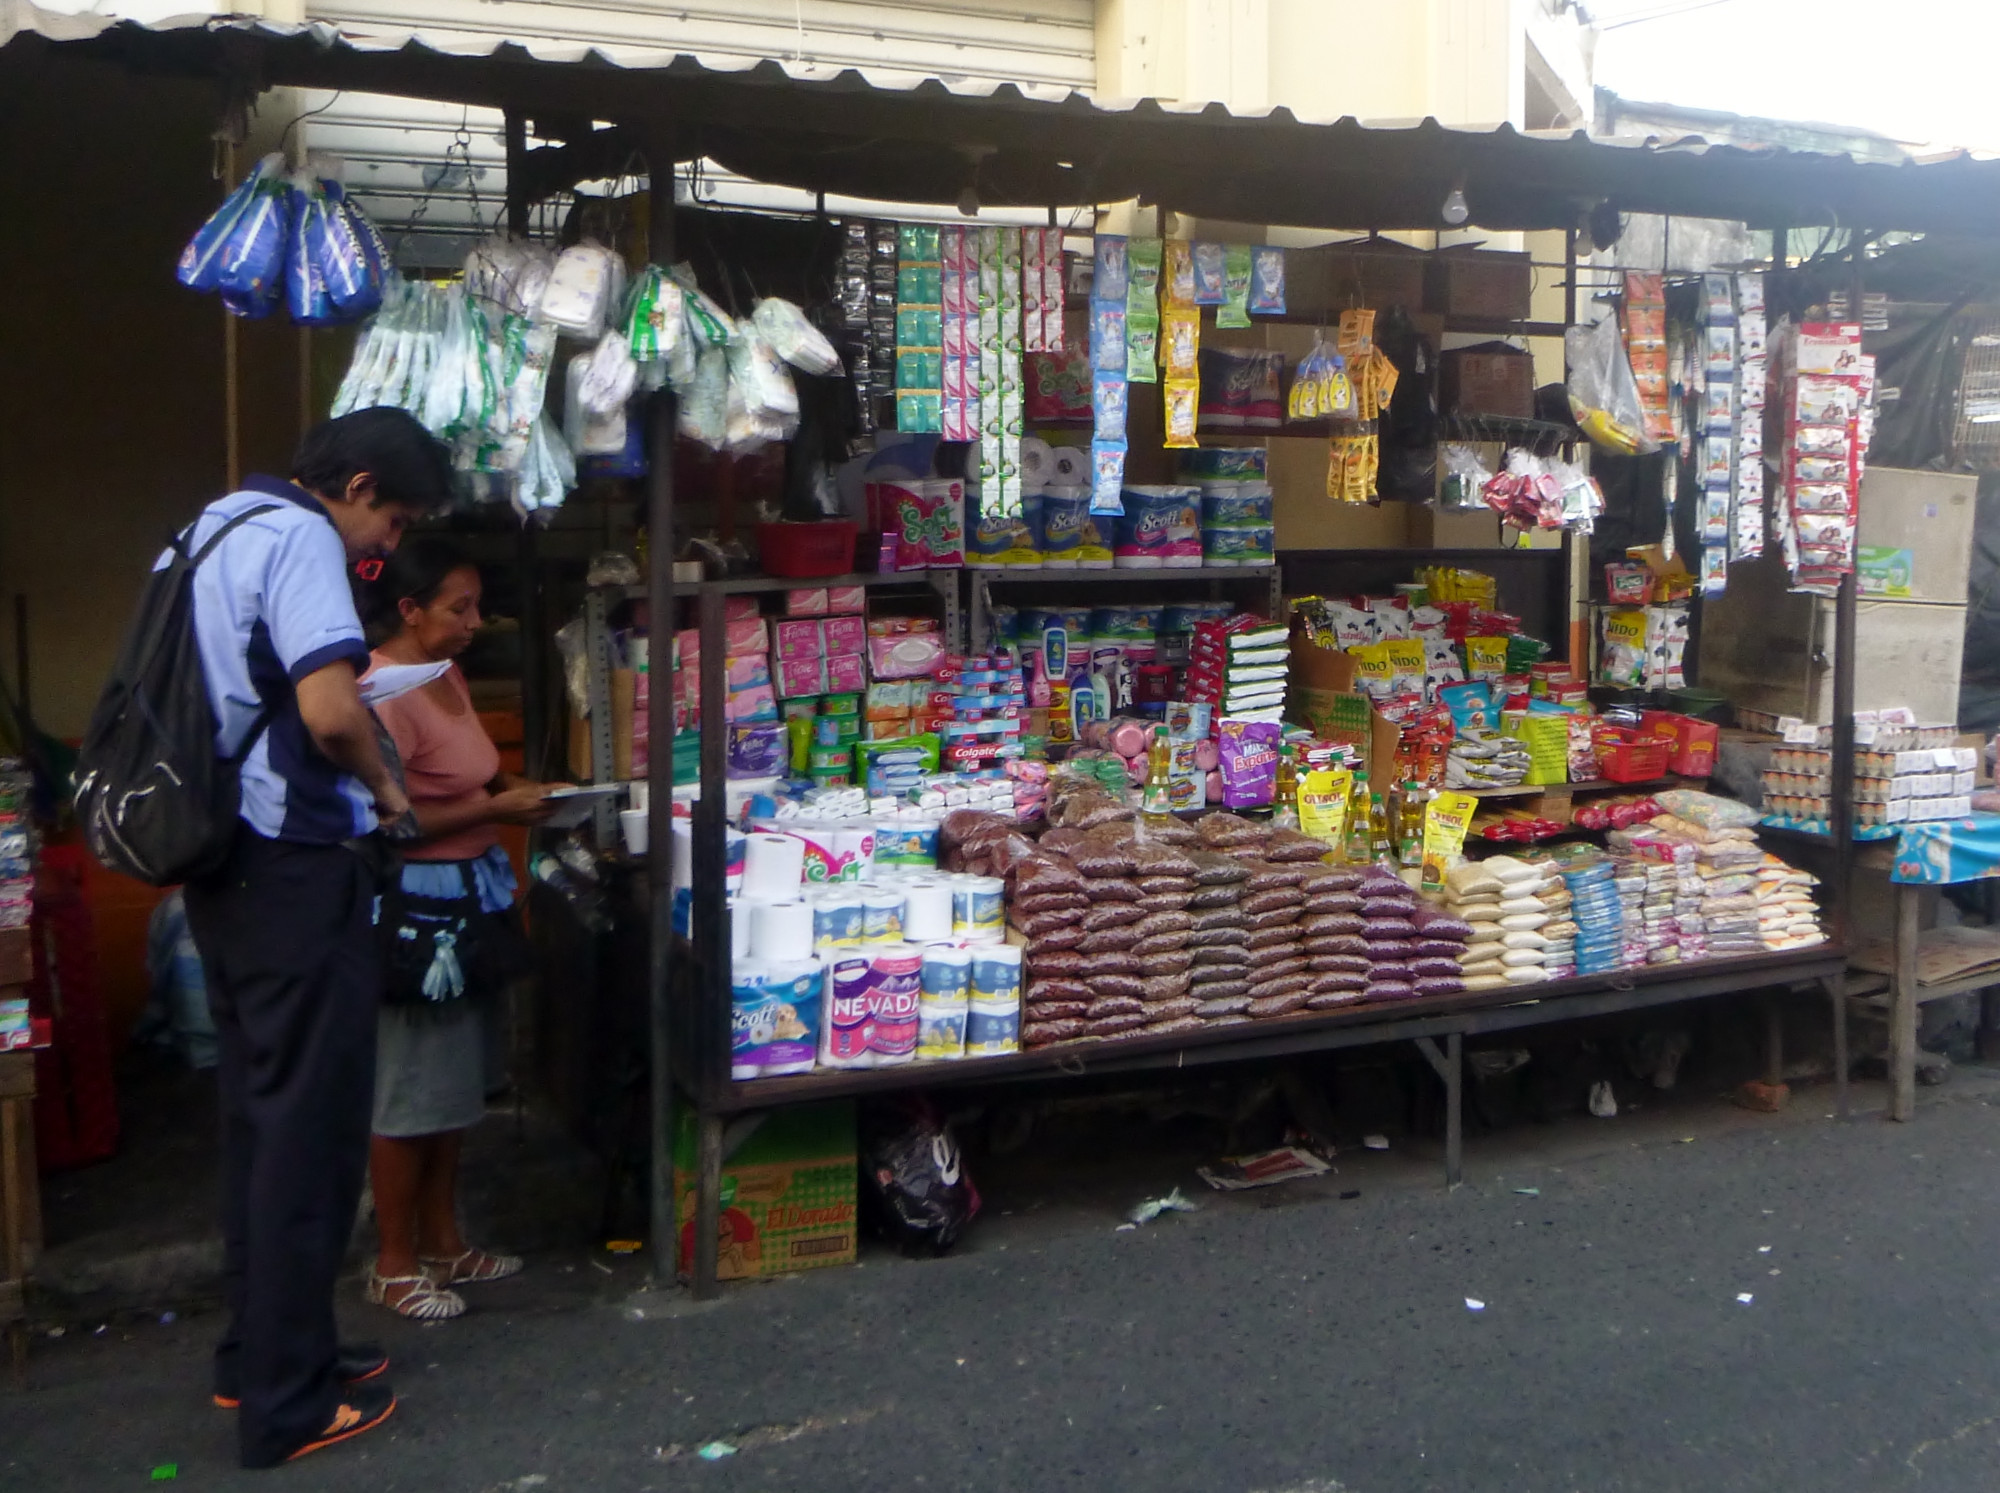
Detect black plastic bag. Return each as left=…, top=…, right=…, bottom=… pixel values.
left=858, top=1099, right=981, bottom=1255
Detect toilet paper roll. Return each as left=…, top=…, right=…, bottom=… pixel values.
left=748, top=899, right=815, bottom=964
left=902, top=880, right=955, bottom=944
left=742, top=832, right=806, bottom=900
left=1019, top=436, right=1054, bottom=495
left=1048, top=447, right=1088, bottom=485
left=728, top=898, right=751, bottom=961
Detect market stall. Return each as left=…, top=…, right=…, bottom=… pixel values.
left=25, top=11, right=2000, bottom=1297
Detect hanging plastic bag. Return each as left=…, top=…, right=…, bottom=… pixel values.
left=465, top=235, right=555, bottom=320
left=563, top=350, right=628, bottom=457
left=625, top=265, right=685, bottom=366
left=1566, top=315, right=1657, bottom=456
left=858, top=1099, right=981, bottom=1256
left=674, top=264, right=736, bottom=351
left=1438, top=442, right=1494, bottom=511
left=728, top=330, right=799, bottom=419
left=313, top=181, right=384, bottom=319
left=751, top=297, right=842, bottom=376
left=577, top=330, right=638, bottom=418
left=516, top=412, right=576, bottom=516
left=285, top=178, right=337, bottom=326
left=178, top=153, right=284, bottom=294
left=538, top=242, right=620, bottom=338
left=490, top=314, right=560, bottom=474
left=678, top=347, right=729, bottom=449
left=212, top=160, right=294, bottom=319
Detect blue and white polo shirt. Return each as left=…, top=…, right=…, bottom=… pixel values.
left=157, top=475, right=376, bottom=844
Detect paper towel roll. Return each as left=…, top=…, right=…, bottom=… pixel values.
left=742, top=832, right=806, bottom=900
left=1048, top=447, right=1088, bottom=485
left=748, top=899, right=814, bottom=963
left=902, top=880, right=954, bottom=943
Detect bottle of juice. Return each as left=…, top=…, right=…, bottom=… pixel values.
left=1342, top=770, right=1374, bottom=864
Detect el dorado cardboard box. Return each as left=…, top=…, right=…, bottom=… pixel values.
left=674, top=1100, right=857, bottom=1280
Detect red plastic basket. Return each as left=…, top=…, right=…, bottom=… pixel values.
left=757, top=521, right=859, bottom=578
left=1596, top=731, right=1672, bottom=784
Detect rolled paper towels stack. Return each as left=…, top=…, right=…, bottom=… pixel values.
left=901, top=879, right=955, bottom=943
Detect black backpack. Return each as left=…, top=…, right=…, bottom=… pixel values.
left=74, top=504, right=279, bottom=886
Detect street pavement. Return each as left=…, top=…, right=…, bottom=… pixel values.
left=7, top=1075, right=2000, bottom=1492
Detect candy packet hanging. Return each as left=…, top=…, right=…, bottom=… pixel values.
left=1163, top=379, right=1199, bottom=449
left=1217, top=245, right=1253, bottom=329
left=1249, top=247, right=1286, bottom=316
left=1192, top=243, right=1227, bottom=305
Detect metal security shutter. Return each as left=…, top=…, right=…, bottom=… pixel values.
left=304, top=0, right=1097, bottom=91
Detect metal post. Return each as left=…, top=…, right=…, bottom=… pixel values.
left=1827, top=236, right=1867, bottom=945
left=1828, top=970, right=1850, bottom=1120
left=1445, top=1031, right=1462, bottom=1189
left=503, top=110, right=547, bottom=782
left=1762, top=998, right=1784, bottom=1088
left=691, top=587, right=729, bottom=1298
left=1891, top=883, right=1919, bottom=1122
left=644, top=126, right=682, bottom=1288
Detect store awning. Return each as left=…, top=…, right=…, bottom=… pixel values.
left=12, top=3, right=2000, bottom=236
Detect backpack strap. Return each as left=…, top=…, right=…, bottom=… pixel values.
left=178, top=502, right=288, bottom=765
left=178, top=501, right=284, bottom=568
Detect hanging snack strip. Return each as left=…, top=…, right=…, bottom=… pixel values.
left=1126, top=238, right=1162, bottom=385
left=1696, top=273, right=1737, bottom=595
left=1326, top=310, right=1390, bottom=503
left=1090, top=233, right=1132, bottom=509
left=895, top=223, right=943, bottom=433
left=834, top=221, right=879, bottom=435
left=942, top=226, right=976, bottom=443
left=1780, top=322, right=1867, bottom=596
left=973, top=227, right=1025, bottom=516
left=1160, top=239, right=1201, bottom=451
left=1622, top=272, right=1676, bottom=447
left=1733, top=274, right=1768, bottom=561
left=1022, top=226, right=1064, bottom=356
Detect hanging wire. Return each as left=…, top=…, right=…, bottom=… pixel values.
left=278, top=91, right=346, bottom=161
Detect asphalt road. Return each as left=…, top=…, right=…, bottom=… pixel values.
left=8, top=1078, right=2000, bottom=1493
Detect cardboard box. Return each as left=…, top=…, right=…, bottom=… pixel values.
left=1440, top=347, right=1535, bottom=418
left=674, top=1101, right=857, bottom=1281
left=1426, top=248, right=1533, bottom=322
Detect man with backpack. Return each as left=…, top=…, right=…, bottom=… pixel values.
left=85, top=408, right=454, bottom=1466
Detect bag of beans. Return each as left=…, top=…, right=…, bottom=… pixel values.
left=1195, top=993, right=1252, bottom=1017
left=1081, top=902, right=1144, bottom=932
left=1188, top=851, right=1251, bottom=885
left=1131, top=933, right=1193, bottom=957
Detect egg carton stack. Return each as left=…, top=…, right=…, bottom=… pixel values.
left=1562, top=859, right=1625, bottom=976
left=1755, top=855, right=1825, bottom=951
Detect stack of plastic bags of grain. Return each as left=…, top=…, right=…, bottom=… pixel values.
left=1015, top=850, right=1096, bottom=1047
left=1484, top=855, right=1556, bottom=986
left=1674, top=852, right=1709, bottom=962
left=1446, top=728, right=1531, bottom=791
left=1298, top=865, right=1371, bottom=1008
left=1126, top=838, right=1205, bottom=1032
left=1640, top=858, right=1683, bottom=965
left=1614, top=860, right=1648, bottom=968
left=1184, top=851, right=1255, bottom=1023
left=1537, top=861, right=1577, bottom=979
left=1407, top=903, right=1473, bottom=997
left=1193, top=812, right=1328, bottom=1020
left=1563, top=857, right=1625, bottom=975
left=1756, top=854, right=1825, bottom=950
left=1442, top=860, right=1509, bottom=991
left=1357, top=867, right=1424, bottom=1001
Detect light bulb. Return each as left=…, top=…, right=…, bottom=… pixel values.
left=1441, top=187, right=1470, bottom=227
left=957, top=185, right=980, bottom=217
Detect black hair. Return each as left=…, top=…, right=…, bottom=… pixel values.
left=291, top=407, right=456, bottom=513
left=361, top=535, right=479, bottom=637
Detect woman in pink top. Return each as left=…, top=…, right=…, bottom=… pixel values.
left=361, top=538, right=551, bottom=1321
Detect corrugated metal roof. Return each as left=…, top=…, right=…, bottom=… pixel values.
left=12, top=2, right=2000, bottom=236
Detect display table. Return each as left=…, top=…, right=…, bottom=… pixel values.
left=0, top=1049, right=34, bottom=1379
left=1864, top=815, right=2000, bottom=1120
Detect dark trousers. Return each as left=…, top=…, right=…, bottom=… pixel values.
left=184, top=830, right=380, bottom=1468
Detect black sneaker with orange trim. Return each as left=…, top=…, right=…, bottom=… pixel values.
left=283, top=1380, right=397, bottom=1463
left=213, top=1343, right=389, bottom=1409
